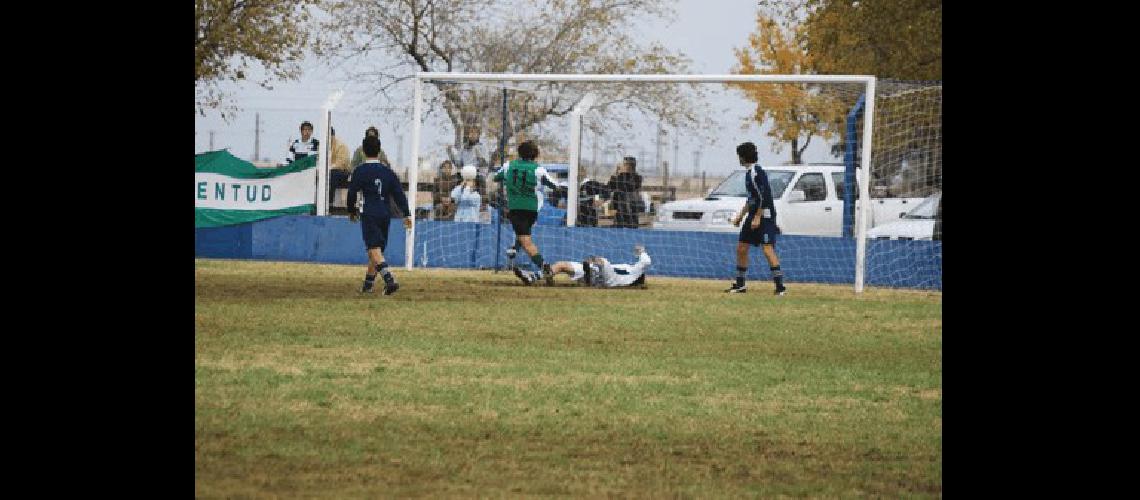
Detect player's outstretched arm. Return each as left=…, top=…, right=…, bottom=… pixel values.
left=550, top=261, right=575, bottom=276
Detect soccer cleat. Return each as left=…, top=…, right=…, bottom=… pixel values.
left=631, top=274, right=646, bottom=288
left=542, top=263, right=555, bottom=286
left=774, top=285, right=787, bottom=296
left=361, top=281, right=375, bottom=293
left=513, top=266, right=535, bottom=285
left=725, top=282, right=747, bottom=293
left=383, top=281, right=400, bottom=296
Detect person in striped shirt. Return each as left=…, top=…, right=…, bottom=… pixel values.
left=286, top=121, right=319, bottom=164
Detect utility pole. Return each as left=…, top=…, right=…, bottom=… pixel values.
left=670, top=127, right=678, bottom=189
left=396, top=134, right=404, bottom=171
left=692, top=150, right=701, bottom=177
left=655, top=122, right=663, bottom=175
left=209, top=130, right=214, bottom=151
left=665, top=126, right=674, bottom=182
left=253, top=112, right=261, bottom=161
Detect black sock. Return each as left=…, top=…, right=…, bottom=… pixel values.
left=363, top=273, right=377, bottom=289
left=531, top=253, right=544, bottom=269
left=771, top=266, right=784, bottom=289
left=735, top=266, right=747, bottom=287
left=378, top=262, right=395, bottom=284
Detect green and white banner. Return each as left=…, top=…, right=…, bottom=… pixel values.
left=195, top=150, right=316, bottom=228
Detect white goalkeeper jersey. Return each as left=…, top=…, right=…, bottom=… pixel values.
left=564, top=252, right=651, bottom=287
left=596, top=251, right=651, bottom=287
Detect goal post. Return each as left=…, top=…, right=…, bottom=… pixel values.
left=406, top=72, right=883, bottom=292
left=566, top=91, right=598, bottom=227
left=855, top=77, right=875, bottom=293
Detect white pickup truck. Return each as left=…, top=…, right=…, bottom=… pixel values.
left=652, top=164, right=926, bottom=237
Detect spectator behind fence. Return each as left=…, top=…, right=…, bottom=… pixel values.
left=329, top=128, right=352, bottom=205
left=287, top=121, right=319, bottom=164
left=451, top=165, right=483, bottom=223
left=459, top=159, right=490, bottom=212
left=607, top=156, right=643, bottom=228
left=433, top=160, right=460, bottom=221
left=447, top=125, right=489, bottom=176
left=351, top=126, right=390, bottom=167
left=577, top=166, right=608, bottom=227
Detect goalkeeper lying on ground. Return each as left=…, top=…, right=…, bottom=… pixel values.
left=513, top=246, right=651, bottom=288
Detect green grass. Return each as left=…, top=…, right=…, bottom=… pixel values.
left=195, top=258, right=941, bottom=498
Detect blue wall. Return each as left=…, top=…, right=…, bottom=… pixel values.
left=196, top=216, right=941, bottom=290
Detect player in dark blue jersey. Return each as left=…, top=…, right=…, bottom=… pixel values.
left=727, top=142, right=787, bottom=295
left=347, top=136, right=412, bottom=295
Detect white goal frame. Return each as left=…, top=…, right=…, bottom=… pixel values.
left=407, top=72, right=877, bottom=293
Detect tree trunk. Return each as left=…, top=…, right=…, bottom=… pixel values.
left=797, top=134, right=812, bottom=164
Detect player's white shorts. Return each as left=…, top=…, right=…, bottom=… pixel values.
left=566, top=261, right=587, bottom=282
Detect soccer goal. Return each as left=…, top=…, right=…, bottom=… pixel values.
left=404, top=73, right=941, bottom=292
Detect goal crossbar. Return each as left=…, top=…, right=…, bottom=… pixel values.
left=414, top=72, right=874, bottom=84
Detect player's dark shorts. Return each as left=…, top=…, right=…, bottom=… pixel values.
left=739, top=213, right=780, bottom=246
left=507, top=209, right=538, bottom=236
left=360, top=214, right=392, bottom=250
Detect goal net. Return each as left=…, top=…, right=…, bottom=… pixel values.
left=405, top=74, right=941, bottom=292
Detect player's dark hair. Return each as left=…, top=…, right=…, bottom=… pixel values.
left=623, top=156, right=637, bottom=169
left=301, top=121, right=314, bottom=130
left=362, top=136, right=382, bottom=157
left=518, top=141, right=539, bottom=161
left=365, top=126, right=379, bottom=138
left=736, top=142, right=758, bottom=163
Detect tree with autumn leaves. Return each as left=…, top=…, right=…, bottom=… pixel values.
left=732, top=0, right=941, bottom=164
left=800, top=0, right=941, bottom=81
left=731, top=14, right=842, bottom=165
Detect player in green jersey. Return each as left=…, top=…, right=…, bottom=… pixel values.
left=493, top=140, right=559, bottom=285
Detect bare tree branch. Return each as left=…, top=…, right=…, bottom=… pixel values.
left=323, top=0, right=709, bottom=150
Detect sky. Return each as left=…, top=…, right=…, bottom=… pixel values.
left=194, top=0, right=843, bottom=177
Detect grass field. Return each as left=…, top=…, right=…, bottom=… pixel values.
left=195, top=258, right=942, bottom=498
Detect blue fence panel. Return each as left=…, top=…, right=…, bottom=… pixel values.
left=196, top=216, right=941, bottom=290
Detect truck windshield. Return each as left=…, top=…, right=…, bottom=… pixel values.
left=903, top=192, right=941, bottom=219
left=709, top=169, right=794, bottom=198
